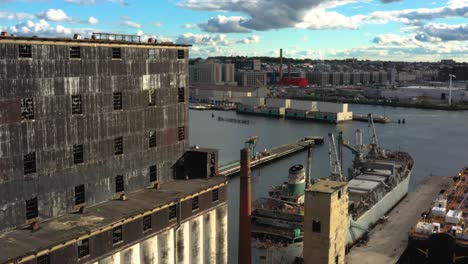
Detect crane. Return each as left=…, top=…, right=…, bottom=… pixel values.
left=245, top=136, right=258, bottom=160
left=328, top=133, right=344, bottom=181
left=338, top=131, right=364, bottom=170
left=367, top=113, right=384, bottom=159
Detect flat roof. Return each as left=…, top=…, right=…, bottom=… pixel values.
left=0, top=35, right=191, bottom=48
left=307, top=180, right=347, bottom=194
left=190, top=84, right=258, bottom=93
left=0, top=176, right=227, bottom=263
left=348, top=179, right=381, bottom=192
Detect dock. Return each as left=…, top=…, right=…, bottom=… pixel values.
left=353, top=114, right=390, bottom=123
left=346, top=176, right=453, bottom=264
left=219, top=137, right=324, bottom=177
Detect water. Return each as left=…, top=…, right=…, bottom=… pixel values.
left=189, top=105, right=468, bottom=263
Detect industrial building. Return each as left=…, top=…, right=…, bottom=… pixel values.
left=235, top=71, right=268, bottom=87
left=0, top=33, right=228, bottom=263
left=189, top=61, right=236, bottom=86
left=190, top=84, right=269, bottom=104
left=304, top=180, right=348, bottom=264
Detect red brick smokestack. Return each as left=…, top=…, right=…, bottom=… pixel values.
left=239, top=148, right=252, bottom=264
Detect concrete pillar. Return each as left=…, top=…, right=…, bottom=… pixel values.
left=121, top=244, right=140, bottom=264
left=158, top=229, right=174, bottom=264
left=141, top=235, right=158, bottom=264
left=216, top=205, right=228, bottom=264
left=176, top=221, right=189, bottom=264
left=203, top=210, right=216, bottom=263
left=99, top=252, right=120, bottom=264
left=190, top=215, right=204, bottom=264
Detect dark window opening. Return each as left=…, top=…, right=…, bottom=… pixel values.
left=149, top=131, right=157, bottom=148
left=148, top=90, right=156, bottom=106
left=21, top=98, right=34, bottom=120
left=177, top=49, right=185, bottom=59
left=75, top=184, right=85, bottom=205
left=72, top=95, right=82, bottom=115
left=148, top=49, right=156, bottom=59
left=192, top=196, right=199, bottom=211
left=70, top=46, right=81, bottom=59
left=312, top=220, right=321, bottom=233
left=112, top=48, right=122, bottom=59
left=335, top=255, right=339, bottom=264
left=113, top=92, right=122, bottom=110
left=112, top=226, right=123, bottom=245
left=26, top=197, right=38, bottom=220
left=115, top=175, right=124, bottom=193
left=149, top=165, right=158, bottom=182
left=77, top=238, right=90, bottom=258
left=169, top=205, right=177, bottom=220
left=212, top=189, right=219, bottom=202
left=209, top=153, right=216, bottom=177
left=178, top=126, right=185, bottom=141
left=19, top=45, right=32, bottom=58
left=114, top=137, right=123, bottom=155
left=178, top=87, right=185, bottom=103
left=24, top=152, right=37, bottom=175
left=338, top=190, right=342, bottom=199
left=143, top=215, right=152, bottom=232
left=36, top=254, right=50, bottom=264
left=73, top=144, right=84, bottom=164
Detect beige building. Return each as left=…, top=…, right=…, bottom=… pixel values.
left=190, top=61, right=236, bottom=85
left=235, top=71, right=267, bottom=87
left=304, top=180, right=348, bottom=264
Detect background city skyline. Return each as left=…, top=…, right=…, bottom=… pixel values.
left=0, top=0, right=467, bottom=61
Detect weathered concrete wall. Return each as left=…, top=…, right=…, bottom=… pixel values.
left=0, top=42, right=189, bottom=231
left=92, top=204, right=227, bottom=264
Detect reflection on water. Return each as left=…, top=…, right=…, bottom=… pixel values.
left=189, top=104, right=468, bottom=263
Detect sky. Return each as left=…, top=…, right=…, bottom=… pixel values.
left=0, top=0, right=467, bottom=61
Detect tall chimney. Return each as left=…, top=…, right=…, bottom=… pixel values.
left=239, top=148, right=252, bottom=264
left=279, top=48, right=283, bottom=82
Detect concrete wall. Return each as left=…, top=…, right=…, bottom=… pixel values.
left=92, top=204, right=228, bottom=264
left=0, top=41, right=189, bottom=231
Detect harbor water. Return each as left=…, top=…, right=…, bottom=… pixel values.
left=189, top=104, right=468, bottom=263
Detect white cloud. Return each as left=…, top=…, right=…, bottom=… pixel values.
left=152, top=22, right=162, bottom=27
left=37, top=9, right=72, bottom=22
left=65, top=0, right=96, bottom=5
left=0, top=11, right=34, bottom=20
left=297, top=8, right=365, bottom=30
left=88, top=16, right=98, bottom=24
left=120, top=17, right=141, bottom=28
left=236, top=35, right=260, bottom=44
left=176, top=33, right=231, bottom=46
left=1, top=19, right=95, bottom=37
left=197, top=15, right=251, bottom=33
left=183, top=23, right=197, bottom=29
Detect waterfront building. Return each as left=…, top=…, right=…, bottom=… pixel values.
left=0, top=33, right=227, bottom=263
left=235, top=71, right=267, bottom=87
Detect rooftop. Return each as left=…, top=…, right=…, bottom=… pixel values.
left=307, top=180, right=347, bottom=194
left=190, top=84, right=259, bottom=93
left=0, top=176, right=227, bottom=263
left=0, top=33, right=191, bottom=48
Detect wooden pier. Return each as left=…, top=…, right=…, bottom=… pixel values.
left=219, top=137, right=324, bottom=177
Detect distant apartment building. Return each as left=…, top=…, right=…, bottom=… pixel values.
left=330, top=72, right=341, bottom=86
left=387, top=68, right=397, bottom=84
left=306, top=72, right=330, bottom=87
left=370, top=71, right=380, bottom=84
left=341, top=72, right=351, bottom=85
left=0, top=33, right=228, bottom=264
left=361, top=72, right=370, bottom=85
left=236, top=71, right=267, bottom=87
left=351, top=72, right=361, bottom=85
left=190, top=61, right=236, bottom=85
left=379, top=70, right=388, bottom=84
left=234, top=59, right=261, bottom=71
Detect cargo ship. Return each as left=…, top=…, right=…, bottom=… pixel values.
left=405, top=167, right=468, bottom=264
left=251, top=115, right=414, bottom=263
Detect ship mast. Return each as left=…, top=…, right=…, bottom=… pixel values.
left=328, top=133, right=344, bottom=181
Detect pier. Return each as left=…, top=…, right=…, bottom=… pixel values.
left=346, top=176, right=453, bottom=264
left=219, top=137, right=324, bottom=177
left=353, top=114, right=390, bottom=123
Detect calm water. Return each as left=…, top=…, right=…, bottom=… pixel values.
left=189, top=105, right=468, bottom=263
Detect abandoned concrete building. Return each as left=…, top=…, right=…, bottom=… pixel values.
left=0, top=33, right=228, bottom=264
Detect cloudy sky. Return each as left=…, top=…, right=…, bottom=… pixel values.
left=0, top=0, right=467, bottom=61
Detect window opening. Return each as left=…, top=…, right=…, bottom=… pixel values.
left=19, top=45, right=32, bottom=58
left=72, top=95, right=82, bottom=115
left=75, top=184, right=85, bottom=205
left=70, top=46, right=81, bottom=59
left=149, top=165, right=158, bottom=182
left=115, top=175, right=124, bottom=193
left=26, top=197, right=38, bottom=220
left=24, top=152, right=37, bottom=175
left=21, top=98, right=34, bottom=120
left=114, top=137, right=123, bottom=155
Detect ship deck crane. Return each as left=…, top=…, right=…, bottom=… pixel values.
left=328, top=133, right=344, bottom=181
left=245, top=136, right=258, bottom=160
left=367, top=113, right=385, bottom=159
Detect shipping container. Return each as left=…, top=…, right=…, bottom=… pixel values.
left=290, top=100, right=317, bottom=111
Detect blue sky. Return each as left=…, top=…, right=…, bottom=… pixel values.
left=0, top=0, right=467, bottom=61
